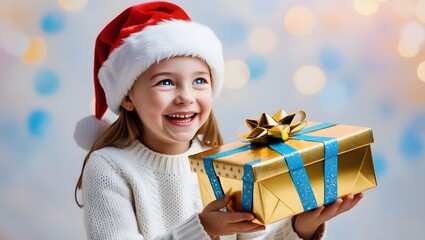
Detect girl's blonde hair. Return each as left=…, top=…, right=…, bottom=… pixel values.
left=74, top=107, right=223, bottom=208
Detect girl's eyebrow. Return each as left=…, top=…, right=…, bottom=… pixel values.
left=149, top=71, right=210, bottom=80
left=149, top=72, right=174, bottom=80
left=194, top=71, right=210, bottom=76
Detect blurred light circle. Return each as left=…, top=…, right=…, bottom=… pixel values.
left=397, top=40, right=420, bottom=58
left=319, top=46, right=343, bottom=71
left=353, top=0, right=380, bottom=16
left=34, top=69, right=60, bottom=95
left=417, top=61, right=425, bottom=83
left=398, top=22, right=425, bottom=57
left=293, top=65, right=326, bottom=95
left=2, top=31, right=29, bottom=57
left=245, top=54, right=268, bottom=80
left=401, top=22, right=425, bottom=47
left=373, top=153, right=388, bottom=177
left=7, top=7, right=30, bottom=30
left=59, top=0, right=88, bottom=12
left=41, top=11, right=65, bottom=34
left=219, top=19, right=248, bottom=45
left=416, top=0, right=425, bottom=23
left=21, top=36, right=47, bottom=64
left=400, top=129, right=423, bottom=160
left=399, top=114, right=425, bottom=161
left=284, top=7, right=315, bottom=36
left=248, top=28, right=277, bottom=54
left=224, top=59, right=250, bottom=90
left=316, top=80, right=349, bottom=113
left=28, top=109, right=52, bottom=137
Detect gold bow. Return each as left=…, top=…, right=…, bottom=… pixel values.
left=238, top=109, right=307, bottom=144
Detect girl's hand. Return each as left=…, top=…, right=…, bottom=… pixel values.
left=294, top=193, right=364, bottom=240
left=199, top=196, right=266, bottom=237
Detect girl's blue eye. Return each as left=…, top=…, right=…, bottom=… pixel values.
left=158, top=79, right=173, bottom=86
left=194, top=78, right=207, bottom=85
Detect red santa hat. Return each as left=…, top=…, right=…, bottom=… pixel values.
left=74, top=1, right=224, bottom=150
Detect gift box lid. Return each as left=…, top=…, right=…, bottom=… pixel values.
left=189, top=121, right=374, bottom=182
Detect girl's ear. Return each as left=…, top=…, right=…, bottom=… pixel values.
left=121, top=96, right=135, bottom=111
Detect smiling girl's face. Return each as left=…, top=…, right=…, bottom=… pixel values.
left=122, top=56, right=213, bottom=154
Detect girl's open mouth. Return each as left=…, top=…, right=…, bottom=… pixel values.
left=166, top=113, right=197, bottom=123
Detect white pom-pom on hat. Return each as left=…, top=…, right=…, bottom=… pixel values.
left=74, top=2, right=224, bottom=150
left=73, top=116, right=110, bottom=151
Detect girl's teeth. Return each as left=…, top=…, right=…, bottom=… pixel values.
left=168, top=114, right=193, bottom=118
left=173, top=118, right=191, bottom=123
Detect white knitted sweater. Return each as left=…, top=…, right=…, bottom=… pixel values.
left=82, top=138, right=316, bottom=240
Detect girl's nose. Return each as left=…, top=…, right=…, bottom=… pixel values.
left=175, top=87, right=195, bottom=104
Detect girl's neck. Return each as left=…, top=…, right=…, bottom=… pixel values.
left=139, top=137, right=191, bottom=155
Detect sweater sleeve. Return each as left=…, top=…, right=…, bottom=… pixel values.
left=236, top=217, right=326, bottom=240
left=82, top=152, right=211, bottom=240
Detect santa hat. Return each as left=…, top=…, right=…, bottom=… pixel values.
left=74, top=1, right=224, bottom=150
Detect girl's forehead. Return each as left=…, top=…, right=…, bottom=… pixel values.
left=148, top=56, right=210, bottom=73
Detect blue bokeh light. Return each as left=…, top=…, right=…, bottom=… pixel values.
left=246, top=54, right=268, bottom=80
left=41, top=11, right=65, bottom=34
left=400, top=129, right=423, bottom=160
left=399, top=114, right=425, bottom=161
left=218, top=18, right=248, bottom=45
left=0, top=114, right=36, bottom=163
left=316, top=80, right=349, bottom=113
left=34, top=69, right=60, bottom=96
left=372, top=152, right=387, bottom=177
left=319, top=45, right=343, bottom=71
left=28, top=109, right=52, bottom=137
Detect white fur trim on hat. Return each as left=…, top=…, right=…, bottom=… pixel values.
left=98, top=19, right=224, bottom=115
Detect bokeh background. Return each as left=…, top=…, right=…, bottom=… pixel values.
left=1, top=0, right=424, bottom=239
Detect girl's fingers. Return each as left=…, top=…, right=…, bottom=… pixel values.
left=336, top=195, right=354, bottom=214
left=335, top=193, right=363, bottom=215
left=204, top=196, right=230, bottom=211
left=228, top=222, right=265, bottom=233
left=228, top=212, right=256, bottom=223
left=343, top=193, right=364, bottom=212
left=203, top=197, right=256, bottom=222
left=308, top=205, right=325, bottom=219
left=294, top=192, right=365, bottom=231
left=318, top=198, right=343, bottom=221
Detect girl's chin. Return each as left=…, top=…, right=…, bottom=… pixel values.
left=171, top=133, right=197, bottom=143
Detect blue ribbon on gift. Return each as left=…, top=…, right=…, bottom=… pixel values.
left=204, top=144, right=262, bottom=200
left=291, top=122, right=338, bottom=205
left=202, top=122, right=339, bottom=213
left=242, top=159, right=262, bottom=212
left=268, top=142, right=318, bottom=211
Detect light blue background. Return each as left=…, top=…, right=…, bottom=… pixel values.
left=0, top=0, right=424, bottom=239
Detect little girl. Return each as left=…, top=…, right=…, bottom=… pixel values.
left=74, top=2, right=363, bottom=240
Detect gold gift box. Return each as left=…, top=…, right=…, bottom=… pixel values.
left=189, top=121, right=377, bottom=225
